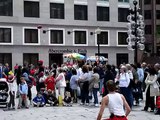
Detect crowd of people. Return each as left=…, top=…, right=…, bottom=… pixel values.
left=0, top=60, right=160, bottom=119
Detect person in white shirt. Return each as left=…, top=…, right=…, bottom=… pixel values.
left=55, top=68, right=66, bottom=99
left=7, top=72, right=16, bottom=110
left=97, top=80, right=131, bottom=120
left=117, top=65, right=133, bottom=108
left=78, top=65, right=90, bottom=105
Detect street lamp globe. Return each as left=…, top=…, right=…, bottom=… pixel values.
left=138, top=43, right=145, bottom=51
left=95, top=27, right=101, bottom=34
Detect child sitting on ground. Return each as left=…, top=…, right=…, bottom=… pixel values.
left=33, top=92, right=45, bottom=107
left=46, top=89, right=58, bottom=106
left=63, top=91, right=72, bottom=106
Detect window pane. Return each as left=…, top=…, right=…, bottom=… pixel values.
left=75, top=31, right=86, bottom=44
left=144, top=10, right=151, bottom=19
left=144, top=0, right=151, bottom=4
left=24, top=1, right=39, bottom=17
left=156, top=0, right=160, bottom=4
left=0, top=0, right=12, bottom=16
left=97, top=32, right=108, bottom=44
left=118, top=8, right=129, bottom=22
left=50, top=3, right=64, bottom=19
left=98, top=0, right=109, bottom=1
left=145, top=25, right=152, bottom=34
left=118, top=0, right=129, bottom=2
left=0, top=53, right=12, bottom=68
left=50, top=30, right=63, bottom=44
left=118, top=32, right=128, bottom=45
left=74, top=5, right=88, bottom=20
left=25, top=29, right=38, bottom=43
left=156, top=25, right=160, bottom=38
left=97, top=7, right=109, bottom=21
left=0, top=28, right=11, bottom=43
left=156, top=10, right=160, bottom=19
left=23, top=53, right=39, bottom=66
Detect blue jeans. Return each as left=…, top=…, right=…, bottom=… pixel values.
left=93, top=88, right=99, bottom=104
left=99, top=79, right=104, bottom=94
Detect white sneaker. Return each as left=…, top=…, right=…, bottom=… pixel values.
left=80, top=102, right=84, bottom=105
left=85, top=103, right=89, bottom=106
left=95, top=104, right=99, bottom=107
left=89, top=103, right=94, bottom=106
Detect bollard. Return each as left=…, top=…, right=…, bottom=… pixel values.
left=58, top=95, right=63, bottom=106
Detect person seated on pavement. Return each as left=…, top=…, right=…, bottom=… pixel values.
left=46, top=89, right=58, bottom=106
left=39, top=88, right=47, bottom=103
left=63, top=91, right=72, bottom=106
left=33, top=92, right=45, bottom=107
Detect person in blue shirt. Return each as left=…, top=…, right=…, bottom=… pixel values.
left=0, top=64, right=3, bottom=78
left=33, top=93, right=45, bottom=107
left=18, top=77, right=29, bottom=109
left=70, top=68, right=79, bottom=103
left=137, top=63, right=144, bottom=100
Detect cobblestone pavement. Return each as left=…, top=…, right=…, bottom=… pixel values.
left=0, top=87, right=159, bottom=120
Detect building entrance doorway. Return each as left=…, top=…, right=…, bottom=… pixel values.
left=49, top=53, right=63, bottom=67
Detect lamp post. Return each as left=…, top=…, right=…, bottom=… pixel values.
left=126, top=0, right=145, bottom=64
left=90, top=27, right=102, bottom=62
left=37, top=25, right=50, bottom=34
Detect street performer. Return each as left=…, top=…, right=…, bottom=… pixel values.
left=97, top=80, right=131, bottom=120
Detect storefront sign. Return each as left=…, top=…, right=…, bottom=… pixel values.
left=48, top=48, right=87, bottom=54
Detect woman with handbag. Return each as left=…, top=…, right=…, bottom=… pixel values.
left=143, top=66, right=159, bottom=112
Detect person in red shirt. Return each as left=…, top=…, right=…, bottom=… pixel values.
left=45, top=73, right=55, bottom=92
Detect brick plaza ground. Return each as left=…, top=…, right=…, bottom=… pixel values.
left=0, top=103, right=160, bottom=120
left=0, top=86, right=159, bottom=120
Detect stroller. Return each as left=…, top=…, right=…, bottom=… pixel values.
left=0, top=78, right=9, bottom=108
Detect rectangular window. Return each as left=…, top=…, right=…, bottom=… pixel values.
left=0, top=0, right=12, bottom=16
left=156, top=10, right=160, bottom=19
left=98, top=0, right=109, bottom=1
left=24, top=29, right=38, bottom=43
left=50, top=30, right=63, bottom=44
left=24, top=1, right=39, bottom=17
left=145, top=25, right=152, bottom=34
left=156, top=25, right=160, bottom=38
left=74, top=31, right=86, bottom=44
left=97, top=31, right=108, bottom=45
left=0, top=53, right=12, bottom=68
left=97, top=7, right=109, bottom=21
left=74, top=5, right=88, bottom=20
left=156, top=0, right=160, bottom=4
left=23, top=53, right=39, bottom=66
left=144, top=0, right=151, bottom=4
left=118, top=8, right=129, bottom=22
left=118, top=32, right=128, bottom=45
left=118, top=0, right=129, bottom=2
left=144, top=10, right=151, bottom=19
left=0, top=28, right=11, bottom=43
left=116, top=53, right=128, bottom=66
left=50, top=3, right=64, bottom=19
